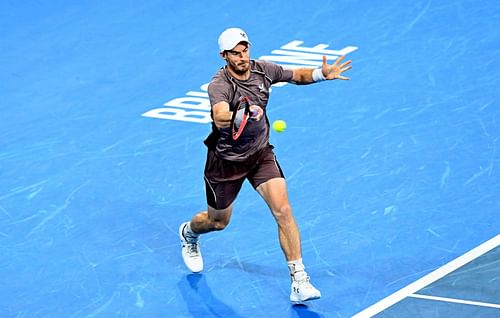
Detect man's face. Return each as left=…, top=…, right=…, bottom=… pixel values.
left=223, top=43, right=250, bottom=75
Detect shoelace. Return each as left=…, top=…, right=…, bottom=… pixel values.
left=183, top=235, right=200, bottom=256
left=182, top=226, right=200, bottom=256
left=187, top=242, right=199, bottom=256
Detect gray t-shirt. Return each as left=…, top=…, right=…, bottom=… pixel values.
left=206, top=60, right=293, bottom=161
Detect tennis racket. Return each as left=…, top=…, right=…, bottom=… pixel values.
left=231, top=96, right=251, bottom=140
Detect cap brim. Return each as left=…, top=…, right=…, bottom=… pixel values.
left=221, top=40, right=251, bottom=52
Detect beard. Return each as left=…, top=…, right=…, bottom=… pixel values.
left=229, top=60, right=249, bottom=75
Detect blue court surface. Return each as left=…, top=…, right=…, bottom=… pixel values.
left=1, top=1, right=499, bottom=317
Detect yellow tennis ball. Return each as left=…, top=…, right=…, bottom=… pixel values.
left=272, top=119, right=287, bottom=132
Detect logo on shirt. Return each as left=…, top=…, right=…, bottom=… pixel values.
left=258, top=83, right=267, bottom=93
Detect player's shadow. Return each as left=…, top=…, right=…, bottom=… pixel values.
left=177, top=273, right=244, bottom=318
left=291, top=304, right=325, bottom=318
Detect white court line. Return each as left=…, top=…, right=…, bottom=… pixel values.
left=408, top=293, right=500, bottom=309
left=352, top=234, right=500, bottom=318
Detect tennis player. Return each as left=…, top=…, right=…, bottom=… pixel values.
left=179, top=27, right=352, bottom=302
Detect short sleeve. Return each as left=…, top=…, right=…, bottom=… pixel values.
left=207, top=78, right=231, bottom=106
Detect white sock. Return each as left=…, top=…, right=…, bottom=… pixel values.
left=287, top=258, right=306, bottom=281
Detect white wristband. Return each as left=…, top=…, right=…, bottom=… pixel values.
left=312, top=68, right=326, bottom=82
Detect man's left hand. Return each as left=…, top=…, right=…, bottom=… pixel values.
left=322, top=55, right=352, bottom=80
left=249, top=105, right=264, bottom=121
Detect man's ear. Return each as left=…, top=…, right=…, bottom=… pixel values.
left=220, top=51, right=227, bottom=60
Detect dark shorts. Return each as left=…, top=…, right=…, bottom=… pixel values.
left=204, top=145, right=284, bottom=210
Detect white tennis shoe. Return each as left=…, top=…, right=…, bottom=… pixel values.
left=290, top=271, right=321, bottom=302
left=179, top=222, right=203, bottom=273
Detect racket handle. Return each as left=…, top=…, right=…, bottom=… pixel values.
left=250, top=109, right=258, bottom=118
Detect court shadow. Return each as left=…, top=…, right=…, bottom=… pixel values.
left=177, top=273, right=244, bottom=318
left=291, top=304, right=325, bottom=318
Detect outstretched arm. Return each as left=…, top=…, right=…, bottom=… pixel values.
left=291, top=55, right=352, bottom=84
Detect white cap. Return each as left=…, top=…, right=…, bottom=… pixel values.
left=218, top=28, right=251, bottom=52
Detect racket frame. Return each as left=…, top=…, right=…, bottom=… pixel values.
left=231, top=96, right=251, bottom=140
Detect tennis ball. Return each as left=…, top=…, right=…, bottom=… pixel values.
left=272, top=119, right=287, bottom=132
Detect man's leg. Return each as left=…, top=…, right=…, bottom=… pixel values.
left=190, top=205, right=233, bottom=233
left=256, top=178, right=301, bottom=261
left=179, top=205, right=233, bottom=273
left=189, top=173, right=242, bottom=234
left=256, top=177, right=321, bottom=302
left=180, top=171, right=244, bottom=273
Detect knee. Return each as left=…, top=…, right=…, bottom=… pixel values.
left=212, top=219, right=229, bottom=231
left=273, top=204, right=293, bottom=221
left=207, top=205, right=232, bottom=231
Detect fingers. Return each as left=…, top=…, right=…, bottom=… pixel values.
left=341, top=63, right=353, bottom=72
left=341, top=60, right=352, bottom=68
left=327, top=55, right=352, bottom=70
left=334, top=55, right=346, bottom=65
left=338, top=59, right=352, bottom=76
left=323, top=55, right=352, bottom=80
left=249, top=105, right=264, bottom=121
left=338, top=55, right=352, bottom=69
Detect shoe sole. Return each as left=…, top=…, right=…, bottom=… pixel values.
left=290, top=294, right=321, bottom=303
